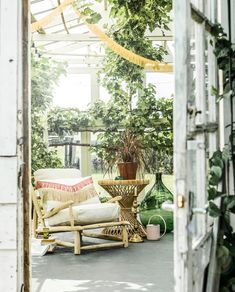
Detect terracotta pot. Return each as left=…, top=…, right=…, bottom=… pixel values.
left=117, top=162, right=138, bottom=180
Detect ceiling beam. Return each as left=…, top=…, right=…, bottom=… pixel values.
left=33, top=33, right=173, bottom=42
left=68, top=67, right=100, bottom=73
left=46, top=42, right=94, bottom=54
left=33, top=33, right=98, bottom=42
left=45, top=52, right=104, bottom=57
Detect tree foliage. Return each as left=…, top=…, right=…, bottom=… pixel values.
left=31, top=52, right=66, bottom=172
left=94, top=0, right=173, bottom=173
left=46, top=0, right=173, bottom=174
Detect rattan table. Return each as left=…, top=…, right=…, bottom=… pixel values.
left=98, top=179, right=149, bottom=242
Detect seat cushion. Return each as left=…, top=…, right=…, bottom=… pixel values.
left=45, top=203, right=120, bottom=226
left=44, top=195, right=101, bottom=213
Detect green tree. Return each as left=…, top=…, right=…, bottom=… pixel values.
left=31, top=52, right=66, bottom=173
left=46, top=1, right=173, bottom=174
left=93, top=0, right=173, bottom=173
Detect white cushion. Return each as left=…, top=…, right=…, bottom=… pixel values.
left=45, top=203, right=120, bottom=226
left=34, top=168, right=81, bottom=181
left=44, top=196, right=101, bottom=213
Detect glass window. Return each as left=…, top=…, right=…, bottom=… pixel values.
left=146, top=72, right=174, bottom=99
left=99, top=73, right=111, bottom=102
left=53, top=74, right=91, bottom=110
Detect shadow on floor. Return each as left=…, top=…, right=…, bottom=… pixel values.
left=32, top=233, right=173, bottom=292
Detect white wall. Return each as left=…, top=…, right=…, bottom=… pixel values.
left=0, top=1, right=24, bottom=291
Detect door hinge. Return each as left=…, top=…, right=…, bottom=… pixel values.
left=187, top=122, right=218, bottom=138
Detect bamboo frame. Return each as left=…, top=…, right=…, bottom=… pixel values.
left=32, top=188, right=129, bottom=254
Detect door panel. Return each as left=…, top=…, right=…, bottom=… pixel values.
left=174, top=1, right=219, bottom=291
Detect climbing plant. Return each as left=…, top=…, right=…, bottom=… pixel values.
left=48, top=107, right=92, bottom=137
left=46, top=0, right=174, bottom=174
left=93, top=0, right=173, bottom=173
left=208, top=24, right=235, bottom=291
left=31, top=51, right=66, bottom=173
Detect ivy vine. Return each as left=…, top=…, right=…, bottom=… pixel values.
left=208, top=24, right=235, bottom=291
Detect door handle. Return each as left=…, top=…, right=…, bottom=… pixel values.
left=192, top=205, right=208, bottom=214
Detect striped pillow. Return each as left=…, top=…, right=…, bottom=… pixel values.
left=36, top=176, right=98, bottom=205
left=36, top=176, right=93, bottom=192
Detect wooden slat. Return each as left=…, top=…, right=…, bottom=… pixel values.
left=194, top=20, right=207, bottom=238
left=0, top=1, right=24, bottom=291
left=55, top=240, right=74, bottom=248
left=174, top=0, right=192, bottom=291
left=82, top=231, right=122, bottom=241
left=0, top=205, right=17, bottom=249
left=122, top=225, right=128, bottom=248
left=22, top=1, right=31, bottom=290
left=74, top=231, right=81, bottom=255
left=80, top=242, right=124, bottom=251
left=0, top=250, right=17, bottom=291
left=0, top=157, right=17, bottom=203
left=0, top=0, right=18, bottom=156
left=42, top=200, right=74, bottom=219
left=36, top=221, right=129, bottom=234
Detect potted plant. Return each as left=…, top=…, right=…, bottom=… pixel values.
left=92, top=129, right=145, bottom=179
left=113, top=130, right=145, bottom=179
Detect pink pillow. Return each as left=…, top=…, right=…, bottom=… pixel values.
left=36, top=176, right=93, bottom=192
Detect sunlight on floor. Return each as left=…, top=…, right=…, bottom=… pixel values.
left=35, top=279, right=155, bottom=292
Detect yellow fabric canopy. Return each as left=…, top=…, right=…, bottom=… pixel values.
left=31, top=0, right=173, bottom=72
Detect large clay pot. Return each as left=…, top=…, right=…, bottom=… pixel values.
left=117, top=162, right=138, bottom=180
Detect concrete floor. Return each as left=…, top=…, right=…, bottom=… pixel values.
left=32, top=233, right=173, bottom=292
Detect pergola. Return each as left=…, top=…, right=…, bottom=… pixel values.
left=30, top=0, right=173, bottom=71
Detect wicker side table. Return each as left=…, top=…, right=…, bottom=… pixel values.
left=98, top=179, right=149, bottom=242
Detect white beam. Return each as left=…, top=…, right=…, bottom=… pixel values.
left=46, top=42, right=94, bottom=54
left=80, top=132, right=91, bottom=176
left=68, top=67, right=100, bottom=74
left=64, top=57, right=103, bottom=64
left=33, top=33, right=173, bottom=42
left=46, top=52, right=104, bottom=57
left=33, top=33, right=99, bottom=42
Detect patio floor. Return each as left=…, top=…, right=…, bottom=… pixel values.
left=32, top=232, right=173, bottom=292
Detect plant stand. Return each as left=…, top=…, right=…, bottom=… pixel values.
left=98, top=179, right=149, bottom=241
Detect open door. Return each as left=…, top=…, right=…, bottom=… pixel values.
left=174, top=0, right=219, bottom=291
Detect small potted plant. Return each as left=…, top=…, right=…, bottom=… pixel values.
left=114, top=130, right=145, bottom=179
left=94, top=129, right=145, bottom=179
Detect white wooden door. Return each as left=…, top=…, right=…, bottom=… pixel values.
left=0, top=0, right=30, bottom=291
left=173, top=1, right=219, bottom=291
